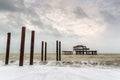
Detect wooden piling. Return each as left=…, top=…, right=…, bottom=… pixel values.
left=5, top=33, right=11, bottom=65
left=30, top=31, right=35, bottom=65
left=56, top=40, right=59, bottom=61
left=44, top=42, right=47, bottom=61
left=59, top=41, right=61, bottom=61
left=19, top=27, right=26, bottom=66
left=41, top=41, right=44, bottom=61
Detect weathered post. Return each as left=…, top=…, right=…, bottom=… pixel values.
left=59, top=41, right=61, bottom=61
left=56, top=40, right=59, bottom=61
left=44, top=42, right=47, bottom=61
left=92, top=51, right=94, bottom=55
left=41, top=41, right=44, bottom=61
left=95, top=51, right=97, bottom=55
left=5, top=33, right=11, bottom=65
left=30, top=31, right=35, bottom=65
left=19, top=27, right=26, bottom=66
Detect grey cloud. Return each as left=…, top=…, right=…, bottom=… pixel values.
left=0, top=0, right=25, bottom=12
left=0, top=0, right=37, bottom=17
left=74, top=7, right=88, bottom=18
left=30, top=19, right=44, bottom=29
left=101, top=10, right=120, bottom=38
left=98, top=0, right=120, bottom=37
left=101, top=11, right=119, bottom=25
left=0, top=0, right=16, bottom=11
left=109, top=0, right=120, bottom=8
left=0, top=0, right=66, bottom=37
left=44, top=25, right=62, bottom=37
left=29, top=15, right=63, bottom=37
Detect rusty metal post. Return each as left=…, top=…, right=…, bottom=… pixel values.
left=95, top=51, right=97, bottom=55
left=30, top=31, right=35, bottom=65
left=92, top=51, right=94, bottom=55
left=19, top=27, right=26, bottom=66
left=5, top=33, right=11, bottom=65
left=59, top=41, right=61, bottom=61
left=44, top=42, right=47, bottom=61
left=41, top=41, right=44, bottom=61
left=56, top=40, right=59, bottom=61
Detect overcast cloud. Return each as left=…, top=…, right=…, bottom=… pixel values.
left=0, top=0, right=120, bottom=53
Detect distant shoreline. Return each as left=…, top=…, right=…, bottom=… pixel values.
left=0, top=53, right=120, bottom=54
left=0, top=54, right=120, bottom=62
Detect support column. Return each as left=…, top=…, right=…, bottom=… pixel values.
left=44, top=42, right=47, bottom=61
left=19, top=27, right=26, bottom=66
left=59, top=41, right=61, bottom=61
left=30, top=31, right=35, bottom=65
left=41, top=41, right=44, bottom=61
left=5, top=33, right=11, bottom=65
left=56, top=40, right=59, bottom=61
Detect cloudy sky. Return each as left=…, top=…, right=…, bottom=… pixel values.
left=0, top=0, right=120, bottom=54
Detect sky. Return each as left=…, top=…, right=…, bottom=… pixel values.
left=0, top=0, right=120, bottom=54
